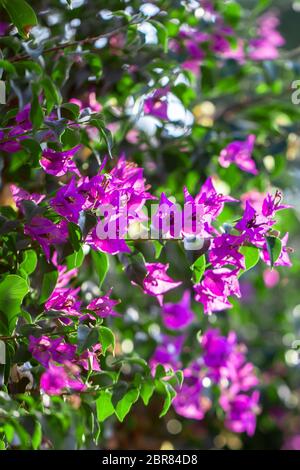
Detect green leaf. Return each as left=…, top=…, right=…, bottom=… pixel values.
left=240, top=246, right=260, bottom=271
left=96, top=390, right=115, bottom=422
left=114, top=388, right=140, bottom=422
left=68, top=222, right=82, bottom=252
left=39, top=262, right=58, bottom=304
left=60, top=103, right=80, bottom=121
left=252, top=0, right=271, bottom=16
left=155, top=364, right=167, bottom=380
left=140, top=379, right=155, bottom=406
left=221, top=2, right=242, bottom=27
left=0, top=275, right=29, bottom=335
left=159, top=381, right=176, bottom=418
left=266, top=236, right=282, bottom=268
left=91, top=250, right=109, bottom=289
left=41, top=75, right=62, bottom=114
left=1, top=0, right=38, bottom=38
left=151, top=20, right=168, bottom=53
left=32, top=421, right=42, bottom=450
left=21, top=138, right=42, bottom=167
left=99, top=326, right=115, bottom=355
left=19, top=249, right=37, bottom=277
left=66, top=247, right=84, bottom=270
left=90, top=119, right=113, bottom=158
left=0, top=59, right=16, bottom=75
left=190, top=254, right=206, bottom=283
left=61, top=128, right=80, bottom=148
left=77, top=325, right=99, bottom=354
left=30, top=88, right=44, bottom=130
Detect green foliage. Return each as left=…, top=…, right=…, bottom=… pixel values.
left=1, top=0, right=37, bottom=38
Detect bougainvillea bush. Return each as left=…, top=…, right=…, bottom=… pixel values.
left=0, top=0, right=299, bottom=450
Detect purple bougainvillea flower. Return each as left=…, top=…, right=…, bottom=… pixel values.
left=45, top=288, right=81, bottom=316
left=30, top=335, right=100, bottom=373
left=40, top=361, right=86, bottom=395
left=194, top=268, right=241, bottom=314
left=10, top=184, right=45, bottom=212
left=150, top=335, right=184, bottom=372
left=86, top=290, right=120, bottom=318
left=152, top=192, right=182, bottom=239
left=40, top=145, right=81, bottom=176
left=144, top=88, right=169, bottom=120
left=173, top=362, right=211, bottom=420
left=261, top=191, right=291, bottom=218
left=213, top=33, right=245, bottom=63
left=70, top=91, right=102, bottom=113
left=234, top=201, right=266, bottom=246
left=162, top=290, right=194, bottom=330
left=24, top=217, right=68, bottom=260
left=224, top=360, right=260, bottom=396
left=29, top=336, right=77, bottom=367
left=183, top=177, right=237, bottom=237
left=202, top=329, right=236, bottom=370
left=220, top=391, right=260, bottom=436
left=29, top=336, right=62, bottom=368
left=86, top=230, right=131, bottom=255
left=141, top=262, right=182, bottom=306
left=219, top=135, right=257, bottom=174
left=50, top=177, right=85, bottom=223
left=249, top=13, right=284, bottom=61
left=209, top=234, right=245, bottom=270
left=0, top=22, right=9, bottom=36
left=235, top=192, right=291, bottom=249
left=78, top=174, right=106, bottom=210
left=78, top=345, right=101, bottom=372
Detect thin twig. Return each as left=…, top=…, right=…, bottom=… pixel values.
left=10, top=18, right=139, bottom=63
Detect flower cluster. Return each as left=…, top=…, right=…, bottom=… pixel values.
left=29, top=335, right=100, bottom=395
left=170, top=9, right=284, bottom=76
left=154, top=328, right=260, bottom=436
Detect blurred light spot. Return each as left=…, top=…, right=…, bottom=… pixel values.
left=263, top=155, right=275, bottom=172
left=212, top=176, right=230, bottom=196
left=293, top=305, right=300, bottom=318
left=282, top=333, right=295, bottom=347
left=122, top=339, right=134, bottom=354
left=285, top=349, right=299, bottom=366
left=148, top=323, right=160, bottom=339
left=100, top=9, right=113, bottom=20
left=227, top=435, right=242, bottom=450
left=220, top=378, right=229, bottom=388
left=214, top=434, right=226, bottom=449
left=42, top=394, right=50, bottom=407
left=292, top=1, right=300, bottom=12
left=121, top=363, right=131, bottom=375
left=202, top=377, right=212, bottom=388
left=278, top=384, right=291, bottom=401
left=95, top=38, right=108, bottom=49
left=193, top=101, right=215, bottom=127
left=140, top=3, right=160, bottom=16
left=126, top=307, right=139, bottom=321
left=274, top=113, right=291, bottom=126
left=287, top=133, right=300, bottom=161
left=82, top=244, right=90, bottom=255
left=208, top=314, right=217, bottom=324
left=106, top=355, right=115, bottom=367
left=160, top=441, right=174, bottom=450
left=70, top=19, right=81, bottom=27
left=166, top=419, right=182, bottom=435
